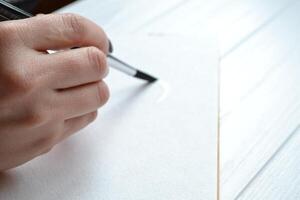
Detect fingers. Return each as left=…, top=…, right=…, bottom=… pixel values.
left=63, top=111, right=97, bottom=140
left=36, top=112, right=97, bottom=156
left=16, top=111, right=97, bottom=162
left=37, top=111, right=97, bottom=154
left=40, top=47, right=108, bottom=89
left=15, top=13, right=109, bottom=53
left=56, top=81, right=109, bottom=119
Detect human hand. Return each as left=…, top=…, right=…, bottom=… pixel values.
left=0, top=13, right=110, bottom=171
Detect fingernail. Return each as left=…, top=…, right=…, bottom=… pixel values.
left=108, top=39, right=113, bottom=53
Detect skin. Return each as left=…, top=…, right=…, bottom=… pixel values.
left=0, top=13, right=110, bottom=171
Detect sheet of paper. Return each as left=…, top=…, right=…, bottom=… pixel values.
left=0, top=33, right=219, bottom=200
left=58, top=0, right=205, bottom=36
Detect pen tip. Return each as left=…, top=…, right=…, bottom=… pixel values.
left=135, top=70, right=158, bottom=83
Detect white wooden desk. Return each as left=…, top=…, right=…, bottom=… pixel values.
left=62, top=0, right=300, bottom=199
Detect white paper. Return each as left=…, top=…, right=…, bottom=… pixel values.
left=0, top=34, right=219, bottom=200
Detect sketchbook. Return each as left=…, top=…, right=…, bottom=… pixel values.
left=0, top=33, right=219, bottom=200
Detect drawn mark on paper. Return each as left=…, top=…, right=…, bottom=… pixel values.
left=156, top=80, right=171, bottom=103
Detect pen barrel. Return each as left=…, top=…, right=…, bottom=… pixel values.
left=107, top=55, right=137, bottom=76
left=0, top=0, right=31, bottom=21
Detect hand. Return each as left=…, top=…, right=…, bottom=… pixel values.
left=0, top=13, right=110, bottom=171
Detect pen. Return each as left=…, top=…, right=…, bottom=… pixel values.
left=0, top=0, right=157, bottom=83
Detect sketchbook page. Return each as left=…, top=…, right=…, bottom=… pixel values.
left=0, top=33, right=219, bottom=200
left=57, top=0, right=138, bottom=29
left=59, top=0, right=198, bottom=36
left=104, top=0, right=192, bottom=35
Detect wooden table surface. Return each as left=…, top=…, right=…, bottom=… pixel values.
left=62, top=0, right=300, bottom=199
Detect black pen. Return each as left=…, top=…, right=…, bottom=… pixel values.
left=0, top=0, right=157, bottom=82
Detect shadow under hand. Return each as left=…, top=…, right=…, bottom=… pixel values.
left=0, top=83, right=156, bottom=197
left=0, top=171, right=19, bottom=193
left=49, top=83, right=155, bottom=193
left=101, top=82, right=154, bottom=133
left=110, top=82, right=153, bottom=108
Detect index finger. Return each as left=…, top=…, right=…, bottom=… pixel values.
left=15, top=13, right=109, bottom=53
